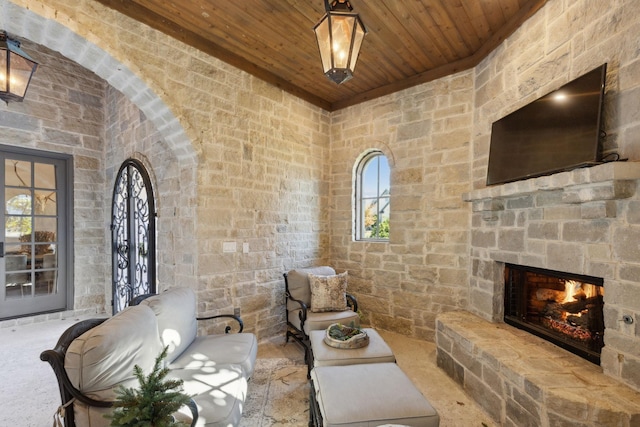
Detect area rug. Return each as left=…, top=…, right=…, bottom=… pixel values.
left=240, top=358, right=310, bottom=426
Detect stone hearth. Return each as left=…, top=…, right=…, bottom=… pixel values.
left=436, top=311, right=640, bottom=426
left=436, top=162, right=640, bottom=425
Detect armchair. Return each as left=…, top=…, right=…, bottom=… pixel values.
left=284, top=266, right=360, bottom=365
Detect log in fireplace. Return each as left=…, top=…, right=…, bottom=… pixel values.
left=503, top=264, right=604, bottom=365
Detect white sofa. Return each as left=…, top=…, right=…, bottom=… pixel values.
left=42, top=287, right=258, bottom=427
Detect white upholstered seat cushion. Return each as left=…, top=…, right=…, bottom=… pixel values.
left=169, top=364, right=247, bottom=427
left=168, top=333, right=258, bottom=378
left=288, top=308, right=360, bottom=335
left=311, top=363, right=440, bottom=427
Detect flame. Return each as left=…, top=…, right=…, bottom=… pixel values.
left=562, top=280, right=581, bottom=304
left=561, top=280, right=599, bottom=320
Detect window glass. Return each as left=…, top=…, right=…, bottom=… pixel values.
left=356, top=152, right=390, bottom=240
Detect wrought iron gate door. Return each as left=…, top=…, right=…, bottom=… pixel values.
left=111, top=159, right=156, bottom=313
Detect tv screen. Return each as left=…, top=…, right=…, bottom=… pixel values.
left=486, top=63, right=607, bottom=186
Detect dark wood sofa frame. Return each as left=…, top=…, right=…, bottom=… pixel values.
left=40, top=294, right=244, bottom=427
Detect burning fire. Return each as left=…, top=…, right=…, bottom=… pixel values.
left=562, top=280, right=596, bottom=303
left=560, top=280, right=598, bottom=319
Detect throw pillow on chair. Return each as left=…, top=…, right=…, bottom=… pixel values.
left=308, top=272, right=348, bottom=313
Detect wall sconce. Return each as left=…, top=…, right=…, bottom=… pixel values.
left=313, top=0, right=367, bottom=84
left=0, top=30, right=38, bottom=104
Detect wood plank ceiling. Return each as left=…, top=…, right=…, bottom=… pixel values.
left=95, top=0, right=548, bottom=111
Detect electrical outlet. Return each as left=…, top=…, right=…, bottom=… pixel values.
left=243, top=242, right=249, bottom=253
left=223, top=241, right=236, bottom=253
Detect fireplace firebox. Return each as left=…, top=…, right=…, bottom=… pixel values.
left=503, top=264, right=604, bottom=365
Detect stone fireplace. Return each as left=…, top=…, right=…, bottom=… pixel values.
left=436, top=162, right=640, bottom=426
left=503, top=263, right=605, bottom=365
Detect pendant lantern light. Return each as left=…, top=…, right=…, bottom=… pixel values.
left=0, top=30, right=38, bottom=104
left=313, top=0, right=366, bottom=84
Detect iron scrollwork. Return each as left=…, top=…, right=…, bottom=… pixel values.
left=111, top=159, right=156, bottom=314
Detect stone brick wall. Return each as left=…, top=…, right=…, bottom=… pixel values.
left=467, top=0, right=640, bottom=393
left=329, top=73, right=474, bottom=341
left=104, top=86, right=194, bottom=314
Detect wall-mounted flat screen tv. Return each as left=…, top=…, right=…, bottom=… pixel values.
left=486, top=63, right=607, bottom=186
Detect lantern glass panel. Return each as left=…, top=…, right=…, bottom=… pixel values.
left=0, top=50, right=7, bottom=92
left=314, top=17, right=332, bottom=73
left=330, top=14, right=354, bottom=69
left=349, top=23, right=365, bottom=71
left=9, top=52, right=34, bottom=98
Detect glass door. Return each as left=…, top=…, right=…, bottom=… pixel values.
left=1, top=153, right=68, bottom=319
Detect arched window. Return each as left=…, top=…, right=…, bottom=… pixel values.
left=355, top=151, right=390, bottom=241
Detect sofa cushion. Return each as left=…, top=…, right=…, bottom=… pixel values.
left=288, top=309, right=360, bottom=335
left=286, top=266, right=336, bottom=312
left=168, top=333, right=258, bottom=378
left=141, top=287, right=198, bottom=363
left=309, top=272, right=348, bottom=313
left=169, top=364, right=248, bottom=427
left=64, top=304, right=163, bottom=401
left=311, top=363, right=440, bottom=427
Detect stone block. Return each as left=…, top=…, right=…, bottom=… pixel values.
left=506, top=195, right=534, bottom=209
left=499, top=210, right=516, bottom=227
left=562, top=220, right=610, bottom=243
left=563, top=181, right=637, bottom=203
left=535, top=189, right=564, bottom=206
left=620, top=264, right=640, bottom=282
left=436, top=348, right=464, bottom=386
left=394, top=167, right=423, bottom=185
left=527, top=222, right=559, bottom=240
left=370, top=312, right=412, bottom=332
left=580, top=200, right=617, bottom=219
left=464, top=371, right=503, bottom=422
left=505, top=395, right=540, bottom=427
left=543, top=205, right=582, bottom=220
left=546, top=243, right=585, bottom=273
left=546, top=412, right=589, bottom=427
left=498, top=229, right=525, bottom=252
left=471, top=229, right=496, bottom=249
left=0, top=110, right=39, bottom=131
left=451, top=341, right=482, bottom=378
left=628, top=201, right=640, bottom=224
left=621, top=356, right=640, bottom=390
left=397, top=120, right=431, bottom=142
left=612, top=226, right=640, bottom=263
left=472, top=198, right=504, bottom=213
left=546, top=388, right=590, bottom=422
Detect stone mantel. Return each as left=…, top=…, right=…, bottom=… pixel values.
left=463, top=162, right=640, bottom=220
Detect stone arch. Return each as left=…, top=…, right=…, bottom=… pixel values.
left=0, top=0, right=196, bottom=164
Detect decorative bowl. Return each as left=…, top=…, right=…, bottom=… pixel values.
left=324, top=323, right=369, bottom=349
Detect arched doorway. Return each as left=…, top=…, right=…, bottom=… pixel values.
left=111, top=159, right=156, bottom=313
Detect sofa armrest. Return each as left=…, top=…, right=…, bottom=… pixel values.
left=196, top=314, right=244, bottom=333
left=40, top=318, right=113, bottom=426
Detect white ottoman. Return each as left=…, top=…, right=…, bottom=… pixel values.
left=310, top=328, right=396, bottom=367
left=310, top=363, right=440, bottom=427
